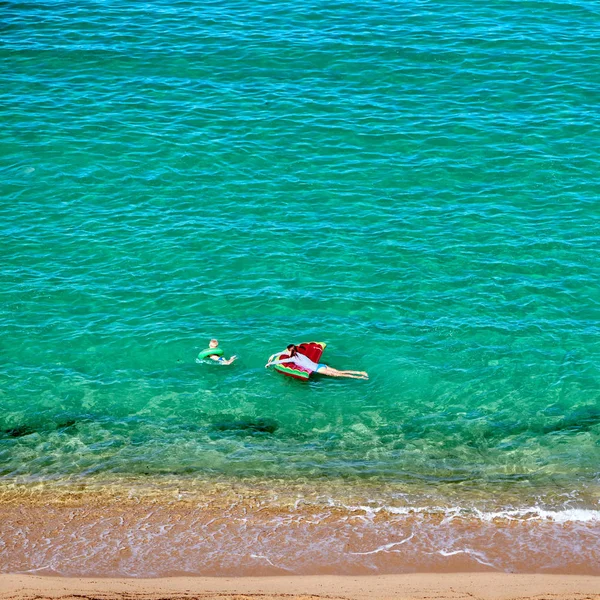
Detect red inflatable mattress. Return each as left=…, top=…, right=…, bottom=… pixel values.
left=271, top=342, right=326, bottom=381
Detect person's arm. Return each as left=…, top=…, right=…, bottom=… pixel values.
left=210, top=354, right=238, bottom=365
left=265, top=357, right=294, bottom=368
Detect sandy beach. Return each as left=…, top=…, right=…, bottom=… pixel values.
left=2, top=483, right=599, bottom=577
left=1, top=574, right=599, bottom=600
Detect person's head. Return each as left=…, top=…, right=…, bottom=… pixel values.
left=209, top=339, right=219, bottom=348
left=286, top=344, right=297, bottom=355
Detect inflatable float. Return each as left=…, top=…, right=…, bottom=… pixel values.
left=269, top=342, right=327, bottom=381
left=197, top=347, right=223, bottom=361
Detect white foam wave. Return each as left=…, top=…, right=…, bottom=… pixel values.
left=437, top=548, right=497, bottom=569
left=342, top=503, right=600, bottom=523
left=473, top=507, right=600, bottom=524
left=350, top=533, right=415, bottom=555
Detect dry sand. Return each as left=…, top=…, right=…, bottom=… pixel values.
left=1, top=574, right=599, bottom=600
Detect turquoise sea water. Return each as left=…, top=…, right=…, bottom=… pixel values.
left=1, top=0, right=599, bottom=576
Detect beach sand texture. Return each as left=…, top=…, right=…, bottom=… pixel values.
left=1, top=574, right=600, bottom=600
left=1, top=483, right=599, bottom=577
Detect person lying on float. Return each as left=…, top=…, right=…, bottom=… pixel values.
left=197, top=339, right=237, bottom=365
left=265, top=344, right=368, bottom=380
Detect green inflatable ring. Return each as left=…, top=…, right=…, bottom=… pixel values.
left=197, top=347, right=224, bottom=360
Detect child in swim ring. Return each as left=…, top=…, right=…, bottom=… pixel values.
left=197, top=339, right=237, bottom=365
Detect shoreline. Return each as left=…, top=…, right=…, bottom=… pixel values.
left=1, top=482, right=599, bottom=577
left=2, top=574, right=600, bottom=600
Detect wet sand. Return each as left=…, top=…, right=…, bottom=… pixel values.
left=1, top=574, right=600, bottom=600
left=2, top=483, right=599, bottom=577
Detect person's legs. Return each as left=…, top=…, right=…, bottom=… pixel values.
left=321, top=365, right=368, bottom=377
left=318, top=366, right=368, bottom=379
left=340, top=370, right=369, bottom=378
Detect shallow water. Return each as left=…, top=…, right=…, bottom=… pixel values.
left=1, top=0, right=599, bottom=576
left=1, top=479, right=599, bottom=576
